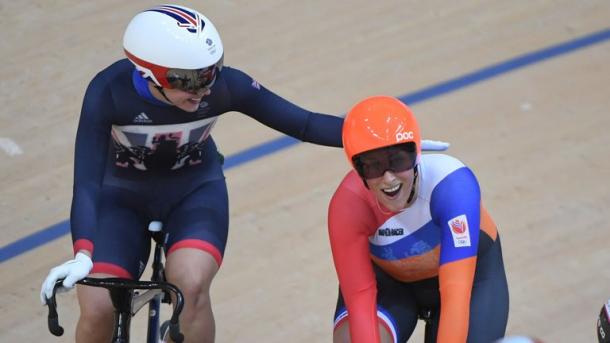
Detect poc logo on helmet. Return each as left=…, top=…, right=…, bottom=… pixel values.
left=395, top=131, right=414, bottom=142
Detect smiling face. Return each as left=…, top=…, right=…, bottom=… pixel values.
left=149, top=83, right=211, bottom=112
left=353, top=143, right=418, bottom=212
left=366, top=167, right=417, bottom=212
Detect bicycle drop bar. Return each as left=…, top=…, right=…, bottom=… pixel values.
left=46, top=277, right=185, bottom=343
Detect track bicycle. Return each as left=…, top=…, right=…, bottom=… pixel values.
left=419, top=307, right=435, bottom=343
left=45, top=221, right=184, bottom=343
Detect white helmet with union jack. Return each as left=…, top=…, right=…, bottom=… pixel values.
left=123, top=4, right=224, bottom=92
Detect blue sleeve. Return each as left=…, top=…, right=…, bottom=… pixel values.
left=69, top=74, right=113, bottom=248
left=223, top=67, right=343, bottom=147
left=430, top=167, right=481, bottom=265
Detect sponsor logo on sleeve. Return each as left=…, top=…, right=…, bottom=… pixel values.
left=448, top=214, right=471, bottom=248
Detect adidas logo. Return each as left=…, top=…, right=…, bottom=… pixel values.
left=134, top=112, right=152, bottom=124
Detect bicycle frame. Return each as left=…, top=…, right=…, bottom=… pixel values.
left=146, top=233, right=166, bottom=342
left=45, top=224, right=184, bottom=343
left=419, top=307, right=434, bottom=343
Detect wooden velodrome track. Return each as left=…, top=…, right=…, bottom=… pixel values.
left=1, top=1, right=609, bottom=342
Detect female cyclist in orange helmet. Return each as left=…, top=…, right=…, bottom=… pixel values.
left=328, top=96, right=509, bottom=343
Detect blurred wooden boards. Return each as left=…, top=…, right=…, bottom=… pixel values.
left=1, top=1, right=609, bottom=342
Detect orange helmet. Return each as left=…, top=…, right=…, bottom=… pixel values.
left=342, top=95, right=421, bottom=168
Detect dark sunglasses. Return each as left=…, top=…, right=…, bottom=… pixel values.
left=166, top=56, right=223, bottom=93
left=352, top=143, right=417, bottom=179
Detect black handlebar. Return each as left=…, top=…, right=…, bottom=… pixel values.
left=45, top=277, right=184, bottom=343
left=46, top=291, right=64, bottom=336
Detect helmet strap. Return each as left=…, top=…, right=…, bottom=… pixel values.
left=155, top=85, right=173, bottom=104
left=406, top=165, right=419, bottom=206
left=360, top=175, right=370, bottom=189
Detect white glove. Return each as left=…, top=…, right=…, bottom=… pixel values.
left=421, top=139, right=450, bottom=151
left=40, top=252, right=93, bottom=305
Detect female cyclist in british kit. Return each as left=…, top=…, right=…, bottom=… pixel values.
left=39, top=5, right=448, bottom=342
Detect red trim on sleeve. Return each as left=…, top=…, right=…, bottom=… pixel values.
left=73, top=239, right=94, bottom=256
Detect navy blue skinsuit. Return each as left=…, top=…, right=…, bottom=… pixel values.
left=71, top=59, right=343, bottom=278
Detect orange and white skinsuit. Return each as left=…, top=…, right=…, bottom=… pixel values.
left=329, top=154, right=508, bottom=343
